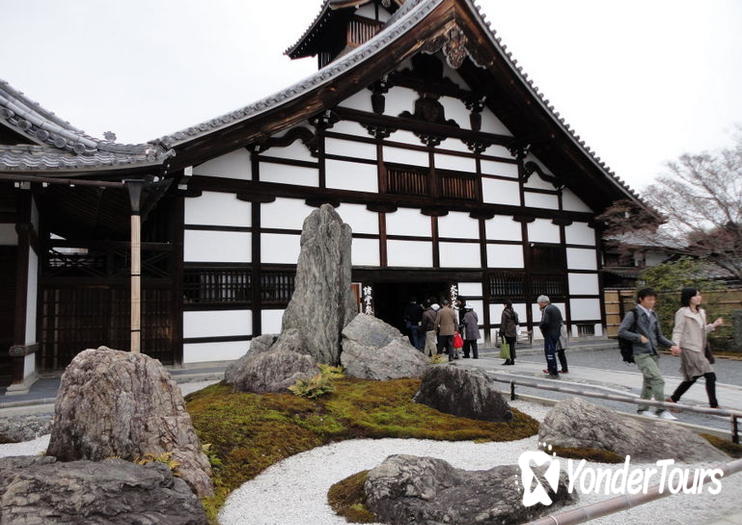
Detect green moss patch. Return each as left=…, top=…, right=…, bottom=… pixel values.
left=550, top=446, right=625, bottom=463
left=185, top=377, right=539, bottom=523
left=701, top=433, right=742, bottom=458
left=327, top=470, right=376, bottom=523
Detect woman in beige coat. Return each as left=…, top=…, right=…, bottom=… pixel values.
left=667, top=287, right=724, bottom=408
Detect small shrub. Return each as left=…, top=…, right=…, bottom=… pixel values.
left=134, top=451, right=182, bottom=474
left=289, top=372, right=335, bottom=399
left=547, top=445, right=624, bottom=463
left=430, top=354, right=447, bottom=364
left=319, top=364, right=346, bottom=380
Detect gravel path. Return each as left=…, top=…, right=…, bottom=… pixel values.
left=219, top=399, right=742, bottom=525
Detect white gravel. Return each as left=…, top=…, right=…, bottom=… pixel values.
left=0, top=434, right=49, bottom=458
left=219, top=399, right=742, bottom=525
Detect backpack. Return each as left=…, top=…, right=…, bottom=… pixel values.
left=618, top=308, right=638, bottom=363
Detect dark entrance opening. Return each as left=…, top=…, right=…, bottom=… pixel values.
left=0, top=246, right=17, bottom=388
left=372, top=281, right=450, bottom=333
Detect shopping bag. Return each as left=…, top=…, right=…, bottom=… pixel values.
left=499, top=341, right=511, bottom=360
left=453, top=332, right=464, bottom=349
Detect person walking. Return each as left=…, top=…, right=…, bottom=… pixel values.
left=500, top=300, right=518, bottom=365
left=618, top=288, right=680, bottom=420
left=461, top=306, right=480, bottom=359
left=667, top=288, right=724, bottom=409
left=421, top=299, right=439, bottom=357
left=537, top=295, right=562, bottom=378
left=435, top=299, right=458, bottom=361
left=403, top=297, right=424, bottom=351
left=556, top=321, right=569, bottom=373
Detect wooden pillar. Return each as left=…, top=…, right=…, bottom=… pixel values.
left=125, top=180, right=146, bottom=354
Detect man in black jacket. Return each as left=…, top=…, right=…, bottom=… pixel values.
left=403, top=297, right=424, bottom=350
left=537, top=295, right=562, bottom=378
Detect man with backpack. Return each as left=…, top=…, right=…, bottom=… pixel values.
left=618, top=288, right=681, bottom=420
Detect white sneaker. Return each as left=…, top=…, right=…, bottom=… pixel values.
left=638, top=410, right=658, bottom=418
left=657, top=411, right=678, bottom=421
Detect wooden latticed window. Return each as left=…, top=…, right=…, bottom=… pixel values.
left=384, top=163, right=430, bottom=197
left=437, top=168, right=478, bottom=200
left=184, top=268, right=252, bottom=305
left=260, top=271, right=296, bottom=306
left=488, top=271, right=528, bottom=302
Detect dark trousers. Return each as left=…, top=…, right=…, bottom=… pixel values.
left=406, top=322, right=423, bottom=350
left=557, top=346, right=568, bottom=372
left=437, top=335, right=455, bottom=360
left=671, top=372, right=718, bottom=408
left=504, top=336, right=516, bottom=362
left=463, top=340, right=478, bottom=359
left=544, top=334, right=559, bottom=375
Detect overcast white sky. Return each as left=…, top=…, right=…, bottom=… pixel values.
left=1, top=0, right=741, bottom=191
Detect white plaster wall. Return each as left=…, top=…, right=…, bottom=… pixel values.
left=442, top=66, right=470, bottom=90
left=194, top=149, right=252, bottom=180
left=437, top=211, right=479, bottom=239
left=524, top=173, right=555, bottom=191
left=385, top=208, right=430, bottom=237
left=337, top=203, right=378, bottom=234
left=527, top=219, right=561, bottom=244
left=326, top=159, right=378, bottom=193
left=183, top=341, right=249, bottom=364
left=184, top=192, right=251, bottom=227
left=568, top=273, right=600, bottom=296
left=482, top=179, right=520, bottom=206
left=565, top=222, right=596, bottom=246
left=457, top=282, right=483, bottom=297
left=184, top=230, right=251, bottom=263
left=260, top=162, right=318, bottom=187
left=439, top=242, right=481, bottom=268
left=24, top=247, right=37, bottom=343
left=338, top=90, right=373, bottom=112
left=490, top=303, right=527, bottom=327
left=332, top=120, right=369, bottom=137
left=562, top=188, right=593, bottom=212
left=438, top=138, right=470, bottom=152
left=384, top=86, right=418, bottom=117
left=184, top=310, right=252, bottom=339
left=355, top=3, right=376, bottom=18
left=480, top=160, right=519, bottom=178
left=325, top=138, right=377, bottom=161
left=261, top=309, right=285, bottom=334
left=485, top=215, right=522, bottom=241
left=0, top=223, right=17, bottom=245
left=524, top=192, right=559, bottom=210
left=386, top=240, right=433, bottom=267
left=263, top=141, right=315, bottom=162
left=484, top=144, right=516, bottom=159
left=261, top=198, right=313, bottom=230
left=383, top=146, right=429, bottom=167
left=567, top=248, right=598, bottom=270
left=351, top=237, right=380, bottom=266
left=261, top=233, right=301, bottom=264
left=570, top=298, right=602, bottom=321
left=480, top=108, right=513, bottom=135
left=23, top=353, right=35, bottom=378
left=438, top=96, right=470, bottom=129
left=486, top=244, right=524, bottom=268
left=594, top=324, right=604, bottom=336
left=387, top=129, right=421, bottom=145
left=434, top=153, right=476, bottom=173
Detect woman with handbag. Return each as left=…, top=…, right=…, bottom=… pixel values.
left=500, top=300, right=518, bottom=365
left=667, top=288, right=724, bottom=409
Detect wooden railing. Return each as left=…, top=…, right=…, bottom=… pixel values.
left=347, top=16, right=383, bottom=47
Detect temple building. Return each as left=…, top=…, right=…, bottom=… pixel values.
left=0, top=0, right=653, bottom=391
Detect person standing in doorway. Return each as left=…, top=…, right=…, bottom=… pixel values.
left=462, top=305, right=480, bottom=359
left=618, top=288, right=680, bottom=419
left=537, top=295, right=562, bottom=378
left=500, top=300, right=518, bottom=366
left=667, top=288, right=724, bottom=409
left=403, top=297, right=424, bottom=351
left=421, top=299, right=439, bottom=357
left=435, top=299, right=458, bottom=361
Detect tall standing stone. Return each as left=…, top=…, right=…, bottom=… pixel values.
left=281, top=204, right=356, bottom=365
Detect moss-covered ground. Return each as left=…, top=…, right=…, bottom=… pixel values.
left=185, top=377, right=539, bottom=523
left=701, top=433, right=742, bottom=459
left=327, top=470, right=375, bottom=523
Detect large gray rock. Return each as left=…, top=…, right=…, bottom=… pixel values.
left=539, top=397, right=729, bottom=463
left=224, top=333, right=278, bottom=385
left=341, top=314, right=429, bottom=380
left=0, top=456, right=206, bottom=524
left=0, top=414, right=52, bottom=444
left=413, top=366, right=513, bottom=422
left=46, top=349, right=213, bottom=498
left=281, top=204, right=356, bottom=365
left=364, top=454, right=576, bottom=525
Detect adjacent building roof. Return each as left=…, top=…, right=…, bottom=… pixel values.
left=0, top=79, right=172, bottom=173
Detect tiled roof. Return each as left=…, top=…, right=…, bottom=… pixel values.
left=0, top=144, right=169, bottom=172
left=0, top=79, right=172, bottom=172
